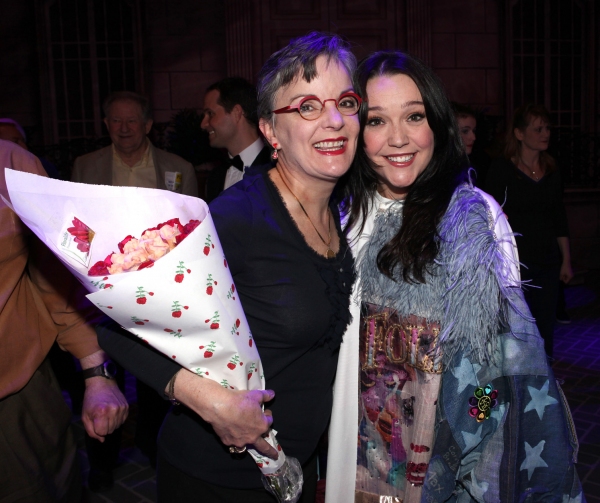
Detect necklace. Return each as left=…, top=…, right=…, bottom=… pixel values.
left=519, top=159, right=541, bottom=181
left=276, top=167, right=335, bottom=259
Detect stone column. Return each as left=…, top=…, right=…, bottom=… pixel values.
left=225, top=0, right=254, bottom=80
left=406, top=0, right=432, bottom=65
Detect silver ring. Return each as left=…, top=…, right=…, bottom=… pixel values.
left=229, top=446, right=247, bottom=454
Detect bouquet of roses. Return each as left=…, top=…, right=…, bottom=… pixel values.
left=4, top=169, right=303, bottom=503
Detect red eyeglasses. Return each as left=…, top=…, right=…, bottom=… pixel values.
left=272, top=92, right=362, bottom=121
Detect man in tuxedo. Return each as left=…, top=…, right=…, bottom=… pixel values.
left=201, top=77, right=272, bottom=202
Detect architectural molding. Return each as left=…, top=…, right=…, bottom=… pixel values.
left=406, top=0, right=431, bottom=64
left=225, top=0, right=254, bottom=80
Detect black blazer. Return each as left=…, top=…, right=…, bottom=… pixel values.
left=204, top=145, right=272, bottom=202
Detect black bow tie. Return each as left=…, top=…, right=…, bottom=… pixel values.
left=230, top=155, right=244, bottom=171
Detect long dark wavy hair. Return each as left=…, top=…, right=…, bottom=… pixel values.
left=340, top=51, right=468, bottom=283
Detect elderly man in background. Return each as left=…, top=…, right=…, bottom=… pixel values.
left=72, top=91, right=198, bottom=196
left=0, top=139, right=128, bottom=502
left=202, top=77, right=272, bottom=202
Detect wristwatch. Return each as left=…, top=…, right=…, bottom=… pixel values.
left=81, top=361, right=117, bottom=380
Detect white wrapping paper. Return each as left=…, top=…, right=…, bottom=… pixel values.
left=3, top=168, right=295, bottom=476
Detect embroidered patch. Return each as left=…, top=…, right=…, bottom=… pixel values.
left=468, top=383, right=498, bottom=422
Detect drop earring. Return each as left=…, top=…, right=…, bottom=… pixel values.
left=271, top=143, right=279, bottom=161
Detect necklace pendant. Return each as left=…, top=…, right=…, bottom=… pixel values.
left=326, top=248, right=335, bottom=259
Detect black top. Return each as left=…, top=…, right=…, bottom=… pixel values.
left=98, top=168, right=354, bottom=489
left=484, top=158, right=569, bottom=266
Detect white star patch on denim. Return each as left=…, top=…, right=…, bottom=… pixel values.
left=520, top=440, right=548, bottom=480
left=451, top=357, right=481, bottom=394
left=524, top=379, right=558, bottom=420
left=461, top=423, right=484, bottom=454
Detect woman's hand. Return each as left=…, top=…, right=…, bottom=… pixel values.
left=560, top=260, right=574, bottom=284
left=557, top=237, right=573, bottom=284
left=170, top=369, right=279, bottom=459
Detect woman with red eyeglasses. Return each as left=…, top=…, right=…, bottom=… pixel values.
left=97, top=31, right=359, bottom=502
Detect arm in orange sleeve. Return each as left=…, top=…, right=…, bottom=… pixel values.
left=1, top=142, right=129, bottom=437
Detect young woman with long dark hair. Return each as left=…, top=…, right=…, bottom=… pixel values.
left=326, top=51, right=583, bottom=503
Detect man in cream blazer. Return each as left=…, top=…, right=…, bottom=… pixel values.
left=72, top=91, right=198, bottom=197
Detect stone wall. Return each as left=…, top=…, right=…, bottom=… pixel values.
left=0, top=1, right=41, bottom=138
left=145, top=0, right=227, bottom=124
left=2, top=1, right=598, bottom=140
left=431, top=0, right=501, bottom=115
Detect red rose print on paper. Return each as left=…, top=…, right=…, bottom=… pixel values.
left=131, top=316, right=149, bottom=326
left=226, top=354, right=242, bottom=370
left=90, top=277, right=113, bottom=290
left=247, top=362, right=257, bottom=380
left=203, top=234, right=214, bottom=256
left=253, top=454, right=270, bottom=469
left=171, top=300, right=188, bottom=318
left=230, top=318, right=241, bottom=335
left=226, top=284, right=236, bottom=301
left=136, top=286, right=154, bottom=304
left=164, top=328, right=183, bottom=338
left=206, top=273, right=217, bottom=295
left=220, top=378, right=234, bottom=390
left=204, top=311, right=220, bottom=329
left=174, top=261, right=191, bottom=283
left=199, top=340, right=216, bottom=358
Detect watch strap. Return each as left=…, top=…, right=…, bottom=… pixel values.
left=81, top=361, right=115, bottom=380
left=164, top=370, right=181, bottom=405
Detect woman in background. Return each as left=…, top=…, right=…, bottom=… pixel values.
left=452, top=102, right=490, bottom=186
left=485, top=104, right=573, bottom=358
left=453, top=102, right=477, bottom=156
left=326, top=52, right=583, bottom=503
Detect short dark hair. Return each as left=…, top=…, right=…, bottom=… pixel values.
left=103, top=91, right=152, bottom=122
left=257, top=31, right=357, bottom=123
left=206, top=77, right=259, bottom=128
left=342, top=51, right=468, bottom=283
left=452, top=102, right=476, bottom=120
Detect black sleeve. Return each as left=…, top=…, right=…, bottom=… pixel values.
left=208, top=185, right=254, bottom=277
left=484, top=159, right=510, bottom=206
left=552, top=169, right=570, bottom=238
left=96, top=321, right=179, bottom=398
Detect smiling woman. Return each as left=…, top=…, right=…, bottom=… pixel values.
left=362, top=73, right=434, bottom=200
left=257, top=40, right=360, bottom=263
left=96, top=32, right=358, bottom=503
left=327, top=51, right=584, bottom=503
